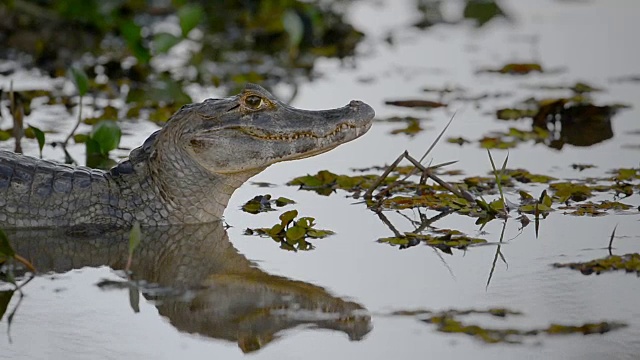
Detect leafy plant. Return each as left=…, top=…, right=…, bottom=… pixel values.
left=85, top=121, right=122, bottom=169
left=244, top=210, right=334, bottom=251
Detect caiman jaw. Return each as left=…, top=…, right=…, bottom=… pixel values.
left=233, top=123, right=365, bottom=141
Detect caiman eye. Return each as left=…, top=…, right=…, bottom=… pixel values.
left=244, top=95, right=264, bottom=109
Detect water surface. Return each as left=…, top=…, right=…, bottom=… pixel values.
left=1, top=1, right=640, bottom=359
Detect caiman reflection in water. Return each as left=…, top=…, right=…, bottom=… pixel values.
left=9, top=223, right=371, bottom=352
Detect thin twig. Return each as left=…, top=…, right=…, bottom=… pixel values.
left=364, top=151, right=407, bottom=199
left=404, top=152, right=474, bottom=201
left=418, top=112, right=456, bottom=164
left=608, top=224, right=618, bottom=256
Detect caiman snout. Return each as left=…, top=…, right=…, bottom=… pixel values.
left=348, top=100, right=375, bottom=122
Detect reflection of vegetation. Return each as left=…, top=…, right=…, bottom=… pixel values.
left=244, top=210, right=334, bottom=251
left=394, top=308, right=626, bottom=344
left=425, top=80, right=629, bottom=150
left=378, top=230, right=486, bottom=253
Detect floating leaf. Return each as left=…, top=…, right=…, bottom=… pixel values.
left=483, top=63, right=544, bottom=75
left=269, top=224, right=284, bottom=238
left=378, top=231, right=486, bottom=252
left=390, top=119, right=424, bottom=136
left=554, top=253, right=640, bottom=275
left=279, top=210, right=298, bottom=227
left=275, top=197, right=295, bottom=207
left=285, top=225, right=306, bottom=242
left=385, top=99, right=447, bottom=109
left=550, top=182, right=593, bottom=203
left=447, top=137, right=471, bottom=145
left=496, top=108, right=536, bottom=120
left=246, top=210, right=333, bottom=251
left=306, top=229, right=334, bottom=238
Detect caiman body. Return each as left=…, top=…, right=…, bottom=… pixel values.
left=0, top=84, right=374, bottom=228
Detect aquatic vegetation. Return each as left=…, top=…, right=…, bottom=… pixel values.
left=289, top=164, right=639, bottom=224
left=553, top=254, right=640, bottom=276
left=389, top=118, right=425, bottom=136
left=241, top=194, right=296, bottom=214
left=384, top=99, right=447, bottom=109
left=393, top=308, right=627, bottom=344
left=478, top=63, right=545, bottom=75
left=558, top=201, right=633, bottom=217
left=244, top=210, right=334, bottom=251
left=288, top=170, right=399, bottom=196
left=378, top=230, right=487, bottom=253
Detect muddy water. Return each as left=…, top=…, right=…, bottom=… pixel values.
left=1, top=1, right=640, bottom=359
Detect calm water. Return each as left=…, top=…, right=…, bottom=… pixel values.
left=1, top=1, right=640, bottom=359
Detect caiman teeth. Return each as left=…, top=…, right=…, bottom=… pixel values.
left=239, top=123, right=357, bottom=141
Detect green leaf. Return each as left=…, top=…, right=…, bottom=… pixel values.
left=28, top=125, right=45, bottom=158
left=154, top=33, right=181, bottom=53
left=73, top=134, right=89, bottom=144
left=541, top=191, right=553, bottom=207
left=128, top=221, right=141, bottom=256
left=306, top=229, right=335, bottom=238
left=269, top=224, right=284, bottom=237
left=0, top=130, right=11, bottom=141
left=178, top=4, right=203, bottom=37
left=279, top=210, right=298, bottom=227
left=275, top=197, right=296, bottom=207
left=120, top=20, right=151, bottom=63
left=90, top=120, right=121, bottom=155
left=296, top=217, right=314, bottom=229
left=69, top=66, right=89, bottom=96
left=285, top=225, right=306, bottom=242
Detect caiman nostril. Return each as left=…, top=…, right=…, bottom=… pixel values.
left=349, top=100, right=363, bottom=107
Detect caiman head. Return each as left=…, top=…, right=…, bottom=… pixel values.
left=164, top=83, right=375, bottom=174
left=133, top=83, right=374, bottom=223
